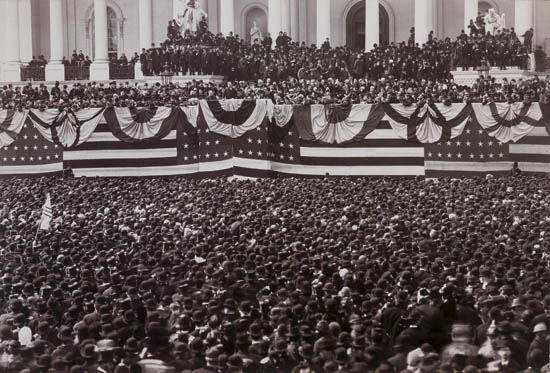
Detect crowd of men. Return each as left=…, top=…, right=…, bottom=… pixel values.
left=1, top=74, right=549, bottom=109
left=0, top=175, right=548, bottom=373
left=125, top=14, right=537, bottom=81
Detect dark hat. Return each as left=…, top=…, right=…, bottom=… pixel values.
left=123, top=337, right=138, bottom=353
left=80, top=344, right=96, bottom=359
left=57, top=326, right=73, bottom=342
left=226, top=354, right=244, bottom=369
left=36, top=354, right=52, bottom=368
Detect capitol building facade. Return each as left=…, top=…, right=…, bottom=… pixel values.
left=0, top=0, right=548, bottom=78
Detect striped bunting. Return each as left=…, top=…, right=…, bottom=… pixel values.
left=424, top=116, right=513, bottom=178
left=233, top=119, right=425, bottom=177
left=509, top=122, right=550, bottom=174
left=0, top=110, right=28, bottom=148
left=295, top=121, right=425, bottom=176
left=63, top=119, right=188, bottom=177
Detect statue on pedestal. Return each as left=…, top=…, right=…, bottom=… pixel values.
left=250, top=21, right=263, bottom=44
left=484, top=8, right=505, bottom=35
left=173, top=0, right=207, bottom=33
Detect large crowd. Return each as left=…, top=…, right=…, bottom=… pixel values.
left=0, top=175, right=548, bottom=373
left=8, top=13, right=549, bottom=108
left=1, top=74, right=549, bottom=109
left=132, top=14, right=534, bottom=81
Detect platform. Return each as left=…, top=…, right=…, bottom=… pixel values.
left=451, top=67, right=535, bottom=87
left=142, top=74, right=225, bottom=85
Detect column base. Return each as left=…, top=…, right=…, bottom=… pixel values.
left=45, top=63, right=65, bottom=82
left=90, top=61, right=110, bottom=81
left=135, top=62, right=144, bottom=79
left=1, top=63, right=21, bottom=82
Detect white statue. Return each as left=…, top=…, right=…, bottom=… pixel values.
left=484, top=8, right=505, bottom=35
left=250, top=21, right=263, bottom=44
left=173, top=0, right=207, bottom=33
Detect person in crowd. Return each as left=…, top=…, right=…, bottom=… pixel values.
left=0, top=175, right=547, bottom=372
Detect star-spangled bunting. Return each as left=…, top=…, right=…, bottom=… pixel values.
left=425, top=116, right=511, bottom=177
left=0, top=121, right=62, bottom=175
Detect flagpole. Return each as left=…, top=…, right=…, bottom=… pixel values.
left=33, top=216, right=42, bottom=248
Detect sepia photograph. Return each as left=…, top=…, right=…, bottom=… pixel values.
left=0, top=0, right=549, bottom=372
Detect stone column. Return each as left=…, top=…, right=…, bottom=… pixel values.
left=414, top=0, right=435, bottom=46
left=268, top=0, right=281, bottom=46
left=316, top=0, right=331, bottom=47
left=207, top=0, right=218, bottom=34
left=281, top=0, right=290, bottom=35
left=46, top=0, right=65, bottom=81
left=290, top=0, right=299, bottom=42
left=139, top=0, right=152, bottom=50
left=365, top=0, right=379, bottom=51
left=90, top=0, right=110, bottom=81
left=219, top=0, right=234, bottom=35
left=3, top=0, right=21, bottom=81
left=464, top=0, right=478, bottom=34
left=18, top=0, right=33, bottom=64
left=197, top=0, right=208, bottom=31
left=515, top=0, right=534, bottom=45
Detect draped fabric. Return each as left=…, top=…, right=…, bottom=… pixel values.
left=103, top=107, right=178, bottom=144
left=383, top=103, right=471, bottom=143
left=541, top=103, right=550, bottom=136
left=294, top=104, right=386, bottom=144
left=179, top=106, right=200, bottom=144
left=472, top=103, right=543, bottom=143
left=199, top=100, right=271, bottom=138
left=28, top=108, right=105, bottom=148
left=180, top=106, right=199, bottom=128
left=0, top=110, right=29, bottom=148
left=271, top=105, right=294, bottom=127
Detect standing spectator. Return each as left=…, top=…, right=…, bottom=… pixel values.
left=521, top=28, right=534, bottom=53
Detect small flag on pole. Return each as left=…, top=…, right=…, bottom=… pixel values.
left=39, top=194, right=53, bottom=231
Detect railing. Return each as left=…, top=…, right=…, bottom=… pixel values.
left=65, top=66, right=90, bottom=81
left=109, top=65, right=135, bottom=80
left=21, top=67, right=45, bottom=81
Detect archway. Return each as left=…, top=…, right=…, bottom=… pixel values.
left=243, top=6, right=268, bottom=44
left=346, top=1, right=390, bottom=50
left=87, top=5, right=124, bottom=59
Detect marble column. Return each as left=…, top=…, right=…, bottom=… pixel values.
left=290, top=0, right=299, bottom=41
left=139, top=0, right=152, bottom=50
left=3, top=0, right=21, bottom=81
left=281, top=0, right=290, bottom=35
left=365, top=0, right=379, bottom=50
left=46, top=0, right=65, bottom=81
left=515, top=0, right=534, bottom=45
left=316, top=0, right=331, bottom=46
left=18, top=0, right=33, bottom=63
left=414, top=0, right=435, bottom=46
left=207, top=0, right=218, bottom=34
left=464, top=0, right=478, bottom=34
left=219, top=0, right=235, bottom=35
left=197, top=0, right=208, bottom=30
left=90, top=0, right=110, bottom=81
left=268, top=0, right=281, bottom=46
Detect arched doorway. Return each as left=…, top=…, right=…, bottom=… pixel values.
left=346, top=1, right=389, bottom=50
left=243, top=6, right=268, bottom=44
left=87, top=6, right=124, bottom=59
